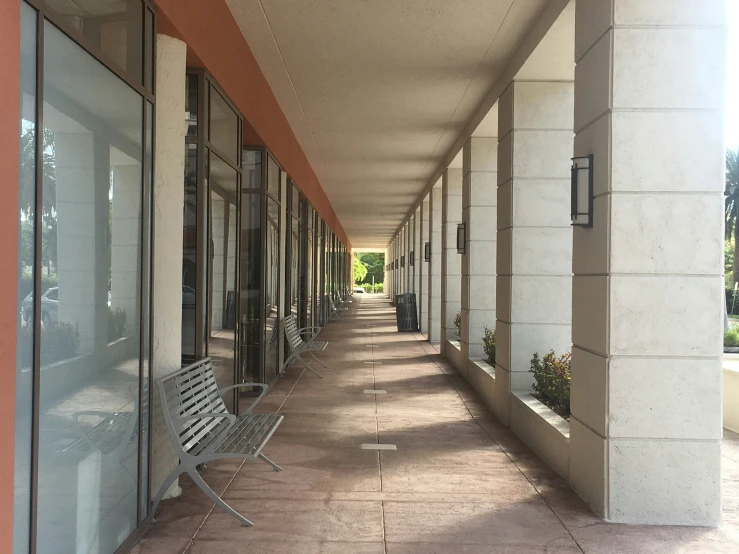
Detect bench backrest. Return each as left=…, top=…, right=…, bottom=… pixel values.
left=283, top=315, right=304, bottom=351
left=157, top=358, right=230, bottom=454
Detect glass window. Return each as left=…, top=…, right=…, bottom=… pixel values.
left=239, top=193, right=261, bottom=384
left=243, top=149, right=261, bottom=189
left=264, top=198, right=280, bottom=382
left=37, top=20, right=144, bottom=552
left=267, top=155, right=280, bottom=199
left=209, top=89, right=238, bottom=163
left=14, top=5, right=37, bottom=552
left=182, top=143, right=198, bottom=364
left=186, top=74, right=198, bottom=138
left=45, top=0, right=144, bottom=84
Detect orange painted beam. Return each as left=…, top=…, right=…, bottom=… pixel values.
left=0, top=0, right=20, bottom=550
left=155, top=0, right=350, bottom=248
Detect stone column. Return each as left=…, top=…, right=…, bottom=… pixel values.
left=569, top=0, right=725, bottom=525
left=413, top=208, right=421, bottom=295
left=419, top=196, right=429, bottom=335
left=495, top=80, right=574, bottom=425
left=441, top=168, right=463, bottom=354
left=151, top=34, right=187, bottom=499
left=427, top=183, right=442, bottom=342
left=461, top=137, right=497, bottom=364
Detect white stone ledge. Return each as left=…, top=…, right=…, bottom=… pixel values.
left=510, top=392, right=570, bottom=479
left=465, top=358, right=497, bottom=413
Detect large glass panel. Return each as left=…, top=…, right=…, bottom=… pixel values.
left=264, top=198, right=280, bottom=382
left=45, top=0, right=144, bottom=84
left=37, top=21, right=144, bottom=552
left=304, top=202, right=313, bottom=328
left=182, top=143, right=198, bottom=365
left=290, top=214, right=299, bottom=317
left=14, top=5, right=37, bottom=552
left=140, top=100, right=153, bottom=520
left=209, top=89, right=238, bottom=164
left=186, top=74, right=198, bottom=138
left=266, top=155, right=280, bottom=199
left=208, top=154, right=238, bottom=412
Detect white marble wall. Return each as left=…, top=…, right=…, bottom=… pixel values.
left=441, top=168, right=463, bottom=351
left=569, top=0, right=725, bottom=525
left=496, top=80, right=574, bottom=426
left=461, top=137, right=498, bottom=362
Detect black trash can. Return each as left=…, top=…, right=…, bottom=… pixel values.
left=395, top=293, right=418, bottom=332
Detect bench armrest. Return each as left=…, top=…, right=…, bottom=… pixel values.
left=218, top=383, right=269, bottom=414
left=297, top=326, right=321, bottom=340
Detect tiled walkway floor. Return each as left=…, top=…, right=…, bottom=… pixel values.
left=135, top=295, right=739, bottom=553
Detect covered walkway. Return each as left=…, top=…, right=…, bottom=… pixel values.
left=136, top=295, right=739, bottom=553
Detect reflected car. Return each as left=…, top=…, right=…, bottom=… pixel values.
left=353, top=286, right=365, bottom=294
left=21, top=287, right=59, bottom=327
left=183, top=285, right=196, bottom=308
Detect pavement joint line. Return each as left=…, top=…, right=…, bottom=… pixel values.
left=366, top=344, right=380, bottom=348
left=361, top=444, right=397, bottom=450
left=363, top=389, right=387, bottom=394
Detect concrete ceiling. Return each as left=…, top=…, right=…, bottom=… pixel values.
left=226, top=0, right=560, bottom=248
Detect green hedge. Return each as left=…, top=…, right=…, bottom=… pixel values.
left=530, top=350, right=571, bottom=419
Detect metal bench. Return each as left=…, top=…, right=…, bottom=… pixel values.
left=281, top=314, right=327, bottom=378
left=327, top=295, right=349, bottom=321
left=152, top=357, right=283, bottom=527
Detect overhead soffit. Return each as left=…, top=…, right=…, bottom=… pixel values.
left=226, top=0, right=552, bottom=248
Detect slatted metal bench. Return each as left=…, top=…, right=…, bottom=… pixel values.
left=327, top=295, right=349, bottom=321
left=152, top=357, right=283, bottom=527
left=281, top=314, right=327, bottom=378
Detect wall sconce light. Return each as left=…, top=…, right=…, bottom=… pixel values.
left=456, top=223, right=466, bottom=255
left=396, top=258, right=399, bottom=270
left=571, top=154, right=593, bottom=227
left=401, top=255, right=405, bottom=268
left=424, top=242, right=431, bottom=262
left=409, top=251, right=415, bottom=266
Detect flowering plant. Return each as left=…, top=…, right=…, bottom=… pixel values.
left=530, top=350, right=571, bottom=418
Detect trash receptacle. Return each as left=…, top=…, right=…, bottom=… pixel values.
left=395, top=293, right=418, bottom=332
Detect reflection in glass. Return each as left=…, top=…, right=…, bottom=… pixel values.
left=304, top=202, right=314, bottom=329
left=267, top=155, right=280, bottom=199
left=209, top=90, right=238, bottom=163
left=45, top=0, right=144, bottom=83
left=186, top=74, right=198, bottom=138
left=264, top=198, right=280, bottom=383
left=209, top=154, right=238, bottom=412
left=182, top=144, right=198, bottom=365
left=14, top=5, right=37, bottom=552
left=37, top=21, right=144, bottom=552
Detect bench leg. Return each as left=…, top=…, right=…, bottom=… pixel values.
left=258, top=453, right=283, bottom=472
left=188, top=469, right=254, bottom=527
left=151, top=465, right=185, bottom=523
left=295, top=353, right=323, bottom=378
left=308, top=350, right=327, bottom=369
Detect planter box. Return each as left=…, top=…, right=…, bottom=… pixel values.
left=466, top=358, right=496, bottom=412
left=444, top=340, right=466, bottom=374
left=510, top=392, right=570, bottom=479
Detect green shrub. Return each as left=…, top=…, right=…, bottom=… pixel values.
left=453, top=312, right=461, bottom=339
left=482, top=326, right=495, bottom=365
left=108, top=307, right=127, bottom=343
left=373, top=283, right=384, bottom=293
left=725, top=328, right=739, bottom=348
left=18, top=321, right=80, bottom=368
left=361, top=283, right=373, bottom=293
left=530, top=350, right=571, bottom=419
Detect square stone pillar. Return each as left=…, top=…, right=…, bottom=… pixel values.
left=419, top=197, right=429, bottom=334
left=496, top=80, right=574, bottom=425
left=414, top=208, right=421, bottom=295
left=461, top=137, right=497, bottom=363
left=441, top=168, right=463, bottom=353
left=428, top=184, right=442, bottom=342
left=570, top=0, right=725, bottom=525
left=408, top=215, right=416, bottom=293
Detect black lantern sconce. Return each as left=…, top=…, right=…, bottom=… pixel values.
left=571, top=154, right=593, bottom=227
left=409, top=250, right=415, bottom=266
left=424, top=242, right=431, bottom=262
left=401, top=255, right=405, bottom=268
left=456, top=223, right=466, bottom=255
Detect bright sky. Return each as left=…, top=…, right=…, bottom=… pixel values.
left=727, top=2, right=739, bottom=151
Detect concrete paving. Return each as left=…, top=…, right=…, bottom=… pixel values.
left=134, top=294, right=739, bottom=554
